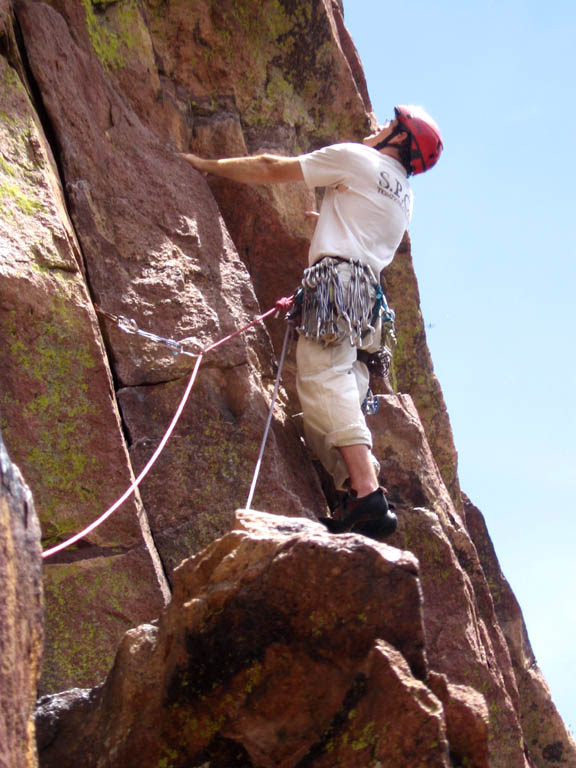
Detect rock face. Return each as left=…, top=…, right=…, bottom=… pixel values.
left=35, top=510, right=453, bottom=768
left=0, top=6, right=168, bottom=694
left=0, top=433, right=43, bottom=768
left=0, top=0, right=574, bottom=765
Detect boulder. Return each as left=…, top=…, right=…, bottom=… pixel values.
left=428, top=671, right=490, bottom=768
left=36, top=510, right=455, bottom=768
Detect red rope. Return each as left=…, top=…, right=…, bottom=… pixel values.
left=42, top=297, right=294, bottom=559
left=202, top=300, right=287, bottom=353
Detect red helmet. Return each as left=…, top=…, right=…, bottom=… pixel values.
left=394, top=105, right=443, bottom=175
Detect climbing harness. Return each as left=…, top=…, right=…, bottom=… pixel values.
left=295, top=256, right=397, bottom=386
left=42, top=297, right=294, bottom=559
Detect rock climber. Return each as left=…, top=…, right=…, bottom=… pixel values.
left=182, top=105, right=443, bottom=540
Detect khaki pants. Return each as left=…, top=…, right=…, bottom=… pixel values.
left=296, top=329, right=381, bottom=491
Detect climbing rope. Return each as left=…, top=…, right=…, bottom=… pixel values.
left=42, top=296, right=294, bottom=559
left=245, top=317, right=292, bottom=510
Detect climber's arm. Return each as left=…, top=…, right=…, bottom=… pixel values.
left=182, top=153, right=304, bottom=184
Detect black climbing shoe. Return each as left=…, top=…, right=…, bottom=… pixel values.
left=319, top=487, right=397, bottom=541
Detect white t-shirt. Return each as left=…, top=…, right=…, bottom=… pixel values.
left=298, top=143, right=413, bottom=275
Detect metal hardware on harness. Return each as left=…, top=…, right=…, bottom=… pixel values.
left=361, top=389, right=380, bottom=415
left=297, top=257, right=385, bottom=346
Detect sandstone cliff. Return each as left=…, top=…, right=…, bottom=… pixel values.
left=0, top=0, right=574, bottom=766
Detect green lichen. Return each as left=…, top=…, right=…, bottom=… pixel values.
left=165, top=707, right=225, bottom=756
left=323, top=708, right=386, bottom=761
left=0, top=180, right=43, bottom=216
left=308, top=609, right=338, bottom=638
left=229, top=0, right=294, bottom=43
left=4, top=300, right=102, bottom=534
left=0, top=155, right=17, bottom=177
left=83, top=0, right=121, bottom=68
left=83, top=0, right=141, bottom=70
left=2, top=63, right=19, bottom=89
left=350, top=721, right=378, bottom=752
left=42, top=559, right=139, bottom=691
left=201, top=0, right=318, bottom=137
left=1, top=74, right=52, bottom=224
left=115, top=1, right=144, bottom=48
left=157, top=746, right=179, bottom=768
left=39, top=517, right=79, bottom=549
left=0, top=109, right=16, bottom=128
left=172, top=412, right=249, bottom=511
left=244, top=661, right=263, bottom=694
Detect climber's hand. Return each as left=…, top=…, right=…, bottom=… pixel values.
left=183, top=154, right=208, bottom=175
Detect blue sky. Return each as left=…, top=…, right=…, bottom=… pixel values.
left=343, top=0, right=576, bottom=733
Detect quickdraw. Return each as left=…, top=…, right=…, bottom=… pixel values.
left=94, top=306, right=202, bottom=357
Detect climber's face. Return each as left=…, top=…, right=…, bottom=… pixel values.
left=362, top=119, right=404, bottom=149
